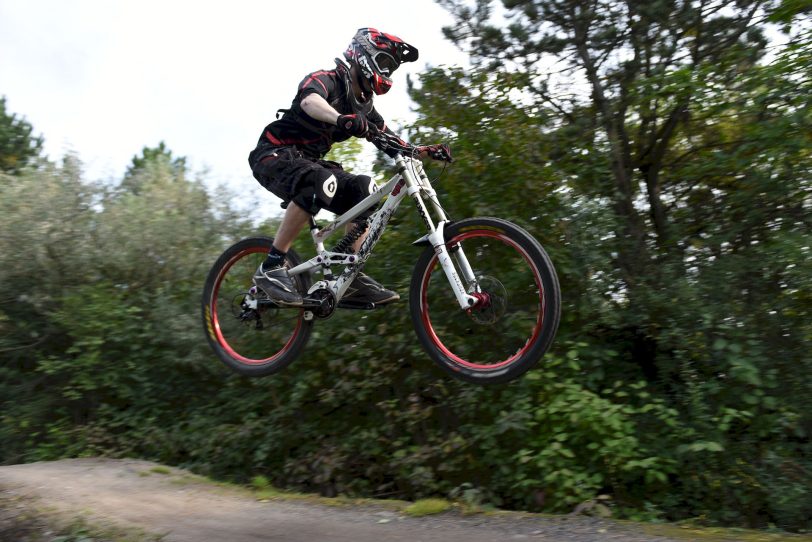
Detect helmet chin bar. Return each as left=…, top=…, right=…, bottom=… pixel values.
left=356, top=53, right=392, bottom=96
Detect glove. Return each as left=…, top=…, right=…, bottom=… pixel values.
left=417, top=144, right=453, bottom=163
left=336, top=114, right=368, bottom=138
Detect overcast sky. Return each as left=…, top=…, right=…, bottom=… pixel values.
left=0, top=0, right=470, bottom=196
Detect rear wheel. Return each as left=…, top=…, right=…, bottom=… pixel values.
left=202, top=237, right=312, bottom=377
left=409, top=218, right=560, bottom=384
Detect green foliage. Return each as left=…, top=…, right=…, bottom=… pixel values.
left=121, top=141, right=187, bottom=194
left=0, top=96, right=43, bottom=174
left=251, top=474, right=271, bottom=491
left=514, top=373, right=680, bottom=511
left=0, top=8, right=810, bottom=535
left=0, top=148, right=238, bottom=463
left=324, top=137, right=367, bottom=172
left=424, top=0, right=811, bottom=530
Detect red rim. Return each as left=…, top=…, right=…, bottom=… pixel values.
left=211, top=246, right=302, bottom=365
left=419, top=230, right=544, bottom=370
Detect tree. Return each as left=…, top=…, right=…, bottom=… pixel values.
left=0, top=96, right=44, bottom=174
left=426, top=0, right=812, bottom=529
left=0, top=149, right=238, bottom=464
left=1, top=23, right=809, bottom=530
left=440, top=0, right=788, bottom=280
left=121, top=141, right=187, bottom=194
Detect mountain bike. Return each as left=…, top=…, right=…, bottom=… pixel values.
left=202, top=132, right=561, bottom=384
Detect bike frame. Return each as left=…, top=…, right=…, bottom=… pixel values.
left=285, top=154, right=479, bottom=312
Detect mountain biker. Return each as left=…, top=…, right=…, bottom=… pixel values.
left=248, top=27, right=452, bottom=306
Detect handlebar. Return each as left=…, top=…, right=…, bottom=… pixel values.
left=365, top=127, right=417, bottom=158
left=363, top=125, right=454, bottom=163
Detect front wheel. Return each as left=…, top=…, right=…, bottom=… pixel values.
left=202, top=237, right=312, bottom=377
left=410, top=218, right=561, bottom=384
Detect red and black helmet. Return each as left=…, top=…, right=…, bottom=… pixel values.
left=344, top=28, right=419, bottom=95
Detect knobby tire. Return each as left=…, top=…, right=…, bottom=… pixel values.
left=202, top=237, right=312, bottom=377
left=409, top=217, right=561, bottom=384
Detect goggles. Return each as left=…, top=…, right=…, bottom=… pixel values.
left=370, top=51, right=399, bottom=76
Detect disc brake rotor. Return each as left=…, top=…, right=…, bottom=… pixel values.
left=467, top=275, right=508, bottom=325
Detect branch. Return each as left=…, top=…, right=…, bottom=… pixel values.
left=640, top=100, right=690, bottom=166
left=664, top=136, right=777, bottom=168
left=0, top=334, right=50, bottom=353
left=531, top=81, right=577, bottom=123
left=697, top=1, right=765, bottom=62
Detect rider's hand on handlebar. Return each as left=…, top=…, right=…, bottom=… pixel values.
left=336, top=114, right=369, bottom=138
left=416, top=144, right=453, bottom=163
left=365, top=125, right=452, bottom=162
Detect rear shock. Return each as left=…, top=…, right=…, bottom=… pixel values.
left=332, top=218, right=369, bottom=253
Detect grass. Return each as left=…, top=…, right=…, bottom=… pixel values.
left=639, top=523, right=812, bottom=542
left=141, top=462, right=812, bottom=541
left=403, top=498, right=453, bottom=517
left=0, top=492, right=165, bottom=542
left=49, top=517, right=167, bottom=542
left=181, top=469, right=812, bottom=540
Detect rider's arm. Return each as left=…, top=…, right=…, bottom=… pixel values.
left=302, top=92, right=366, bottom=137
left=300, top=93, right=340, bottom=125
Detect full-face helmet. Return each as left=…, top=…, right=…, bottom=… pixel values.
left=343, top=28, right=419, bottom=95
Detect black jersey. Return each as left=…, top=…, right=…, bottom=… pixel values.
left=250, top=67, right=387, bottom=165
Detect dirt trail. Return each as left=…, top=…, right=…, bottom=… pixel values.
left=0, top=458, right=716, bottom=542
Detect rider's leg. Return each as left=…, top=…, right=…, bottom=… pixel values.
left=260, top=202, right=312, bottom=273
left=350, top=222, right=369, bottom=253
left=272, top=202, right=311, bottom=253
left=327, top=173, right=399, bottom=305
left=263, top=166, right=336, bottom=269
left=328, top=173, right=376, bottom=253
left=253, top=162, right=336, bottom=304
left=252, top=150, right=337, bottom=257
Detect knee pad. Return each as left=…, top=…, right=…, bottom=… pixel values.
left=291, top=168, right=337, bottom=215
left=348, top=175, right=377, bottom=200
left=339, top=175, right=379, bottom=219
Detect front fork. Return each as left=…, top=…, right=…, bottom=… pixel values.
left=427, top=222, right=479, bottom=310
left=400, top=156, right=479, bottom=311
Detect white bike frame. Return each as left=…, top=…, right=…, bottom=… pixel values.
left=285, top=154, right=479, bottom=312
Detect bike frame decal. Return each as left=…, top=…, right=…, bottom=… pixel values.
left=391, top=179, right=406, bottom=196
left=205, top=304, right=216, bottom=340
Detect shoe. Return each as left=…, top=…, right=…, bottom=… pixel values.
left=343, top=272, right=400, bottom=305
left=252, top=264, right=303, bottom=306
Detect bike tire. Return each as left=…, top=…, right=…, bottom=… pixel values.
left=409, top=217, right=560, bottom=384
left=202, top=237, right=313, bottom=377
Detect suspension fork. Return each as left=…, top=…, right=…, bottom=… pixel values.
left=427, top=223, right=480, bottom=310
left=397, top=155, right=478, bottom=310
left=408, top=157, right=477, bottom=286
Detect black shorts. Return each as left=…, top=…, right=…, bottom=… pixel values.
left=251, top=146, right=376, bottom=217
